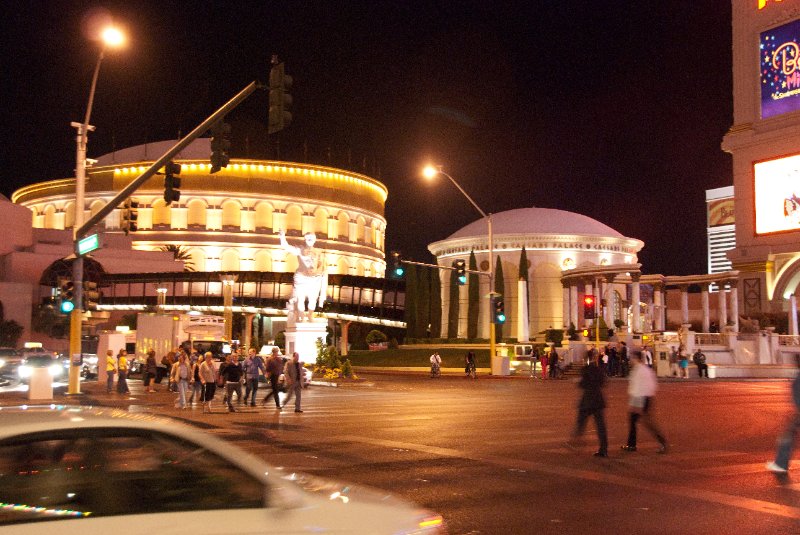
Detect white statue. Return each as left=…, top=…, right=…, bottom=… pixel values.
left=279, top=230, right=328, bottom=321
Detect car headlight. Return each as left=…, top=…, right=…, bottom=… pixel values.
left=49, top=364, right=63, bottom=377
left=0, top=358, right=5, bottom=368
left=18, top=365, right=31, bottom=378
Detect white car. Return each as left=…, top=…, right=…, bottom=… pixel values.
left=0, top=406, right=444, bottom=534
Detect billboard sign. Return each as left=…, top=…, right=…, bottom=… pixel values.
left=760, top=19, right=800, bottom=119
left=754, top=153, right=800, bottom=235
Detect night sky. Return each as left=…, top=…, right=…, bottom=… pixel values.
left=2, top=1, right=733, bottom=276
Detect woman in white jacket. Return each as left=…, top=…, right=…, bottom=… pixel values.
left=621, top=350, right=668, bottom=454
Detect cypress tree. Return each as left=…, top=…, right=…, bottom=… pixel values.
left=467, top=250, right=479, bottom=339
left=518, top=246, right=529, bottom=324
left=494, top=255, right=505, bottom=342
left=404, top=264, right=418, bottom=339
left=447, top=267, right=459, bottom=339
left=430, top=266, right=442, bottom=338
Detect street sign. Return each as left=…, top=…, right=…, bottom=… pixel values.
left=77, top=233, right=100, bottom=255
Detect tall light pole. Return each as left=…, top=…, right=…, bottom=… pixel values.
left=422, top=165, right=498, bottom=370
left=68, top=25, right=126, bottom=395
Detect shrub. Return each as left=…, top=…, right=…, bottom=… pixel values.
left=366, top=330, right=388, bottom=344
left=388, top=337, right=399, bottom=349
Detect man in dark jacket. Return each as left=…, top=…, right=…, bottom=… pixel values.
left=767, top=354, right=800, bottom=474
left=566, top=352, right=608, bottom=457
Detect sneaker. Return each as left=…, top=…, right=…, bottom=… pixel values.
left=294, top=409, right=303, bottom=413
left=766, top=461, right=788, bottom=474
left=593, top=451, right=609, bottom=458
left=621, top=445, right=637, bottom=452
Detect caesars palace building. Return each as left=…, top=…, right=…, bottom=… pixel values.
left=9, top=3, right=800, bottom=355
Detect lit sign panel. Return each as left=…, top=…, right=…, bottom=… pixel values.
left=758, top=0, right=785, bottom=9
left=754, top=153, right=800, bottom=234
left=708, top=199, right=735, bottom=227
left=760, top=18, right=800, bottom=119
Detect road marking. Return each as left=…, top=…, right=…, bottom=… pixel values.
left=335, top=435, right=800, bottom=520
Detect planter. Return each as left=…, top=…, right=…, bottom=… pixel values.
left=368, top=342, right=388, bottom=351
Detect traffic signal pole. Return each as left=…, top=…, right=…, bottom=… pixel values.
left=68, top=80, right=261, bottom=394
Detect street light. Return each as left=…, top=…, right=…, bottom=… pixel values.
left=68, top=22, right=126, bottom=395
left=422, top=165, right=498, bottom=372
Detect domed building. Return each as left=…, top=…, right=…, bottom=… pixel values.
left=428, top=207, right=644, bottom=339
left=12, top=139, right=388, bottom=278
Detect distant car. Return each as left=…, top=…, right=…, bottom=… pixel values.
left=0, top=407, right=445, bottom=534
left=278, top=357, right=313, bottom=389
left=17, top=354, right=63, bottom=382
left=0, top=348, right=21, bottom=377
left=81, top=354, right=98, bottom=378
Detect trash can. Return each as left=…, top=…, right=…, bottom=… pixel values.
left=492, top=344, right=510, bottom=376
left=28, top=367, right=53, bottom=400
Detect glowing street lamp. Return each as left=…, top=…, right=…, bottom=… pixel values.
left=422, top=165, right=498, bottom=371
left=68, top=22, right=126, bottom=395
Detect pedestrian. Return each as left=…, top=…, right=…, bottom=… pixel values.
left=465, top=351, right=476, bottom=378
left=766, top=354, right=800, bottom=474
left=116, top=349, right=130, bottom=394
left=619, top=342, right=630, bottom=377
left=693, top=347, right=709, bottom=378
left=243, top=348, right=266, bottom=406
left=540, top=349, right=549, bottom=380
left=549, top=348, right=559, bottom=379
left=221, top=353, right=244, bottom=412
left=669, top=346, right=680, bottom=377
left=621, top=350, right=668, bottom=454
left=187, top=354, right=203, bottom=406
left=105, top=349, right=116, bottom=393
left=198, top=352, right=217, bottom=413
left=430, top=351, right=442, bottom=378
left=566, top=351, right=608, bottom=457
left=608, top=345, right=618, bottom=377
left=262, top=347, right=284, bottom=410
left=679, top=349, right=690, bottom=379
left=143, top=350, right=158, bottom=392
left=283, top=352, right=305, bottom=413
left=642, top=345, right=654, bottom=369
left=170, top=352, right=192, bottom=409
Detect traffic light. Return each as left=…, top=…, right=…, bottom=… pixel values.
left=454, top=259, right=467, bottom=285
left=491, top=295, right=506, bottom=324
left=121, top=199, right=138, bottom=234
left=583, top=294, right=596, bottom=319
left=58, top=277, right=75, bottom=314
left=163, top=161, right=182, bottom=204
left=389, top=251, right=404, bottom=278
left=83, top=280, right=99, bottom=310
left=268, top=59, right=293, bottom=134
left=210, top=121, right=232, bottom=174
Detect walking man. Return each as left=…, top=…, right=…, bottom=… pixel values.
left=243, top=348, right=266, bottom=407
left=566, top=352, right=608, bottom=457
left=262, top=348, right=284, bottom=410
left=767, top=354, right=800, bottom=474
left=283, top=352, right=305, bottom=413
left=221, top=353, right=243, bottom=413
left=621, top=350, right=668, bottom=454
left=170, top=352, right=192, bottom=409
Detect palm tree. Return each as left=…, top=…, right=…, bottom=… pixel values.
left=159, top=245, right=195, bottom=272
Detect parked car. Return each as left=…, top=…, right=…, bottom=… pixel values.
left=0, top=406, right=444, bottom=534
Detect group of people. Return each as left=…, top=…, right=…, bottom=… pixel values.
left=567, top=348, right=668, bottom=458
left=668, top=345, right=710, bottom=378
left=103, top=346, right=307, bottom=413
left=594, top=342, right=631, bottom=377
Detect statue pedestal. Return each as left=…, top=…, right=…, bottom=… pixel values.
left=285, top=317, right=327, bottom=362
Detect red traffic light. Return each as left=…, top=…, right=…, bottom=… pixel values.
left=583, top=295, right=594, bottom=306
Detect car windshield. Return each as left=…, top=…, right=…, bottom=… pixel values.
left=23, top=355, right=56, bottom=367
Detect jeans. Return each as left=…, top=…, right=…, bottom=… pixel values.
left=284, top=383, right=302, bottom=411
left=188, top=381, right=203, bottom=403
left=117, top=370, right=129, bottom=394
left=245, top=377, right=260, bottom=405
left=106, top=371, right=115, bottom=393
left=626, top=397, right=666, bottom=448
left=263, top=375, right=282, bottom=407
left=176, top=379, right=189, bottom=408
left=775, top=411, right=800, bottom=469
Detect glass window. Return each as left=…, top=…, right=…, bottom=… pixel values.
left=0, top=428, right=265, bottom=526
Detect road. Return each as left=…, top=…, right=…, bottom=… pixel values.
left=3, top=372, right=798, bottom=534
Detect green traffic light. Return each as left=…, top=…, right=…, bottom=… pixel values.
left=496, top=313, right=506, bottom=323
left=60, top=300, right=75, bottom=313
left=394, top=266, right=405, bottom=277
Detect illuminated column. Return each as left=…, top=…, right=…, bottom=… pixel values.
left=653, top=284, right=664, bottom=331
left=569, top=283, right=579, bottom=329
left=242, top=313, right=255, bottom=349
left=717, top=283, right=728, bottom=329
left=790, top=294, right=798, bottom=336
left=457, top=284, right=468, bottom=339
left=680, top=285, right=689, bottom=325
left=220, top=274, right=237, bottom=341
left=156, top=285, right=168, bottom=311
left=631, top=274, right=641, bottom=333
left=273, top=210, right=286, bottom=232
left=604, top=275, right=615, bottom=328
left=729, top=280, right=739, bottom=332
left=701, top=285, right=710, bottom=332
left=302, top=213, right=314, bottom=234
left=240, top=208, right=255, bottom=232
left=339, top=320, right=351, bottom=356
left=327, top=216, right=337, bottom=239
left=562, top=281, right=570, bottom=329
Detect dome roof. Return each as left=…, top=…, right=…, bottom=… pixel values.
left=447, top=207, right=624, bottom=239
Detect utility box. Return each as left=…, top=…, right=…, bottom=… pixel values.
left=28, top=368, right=53, bottom=400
